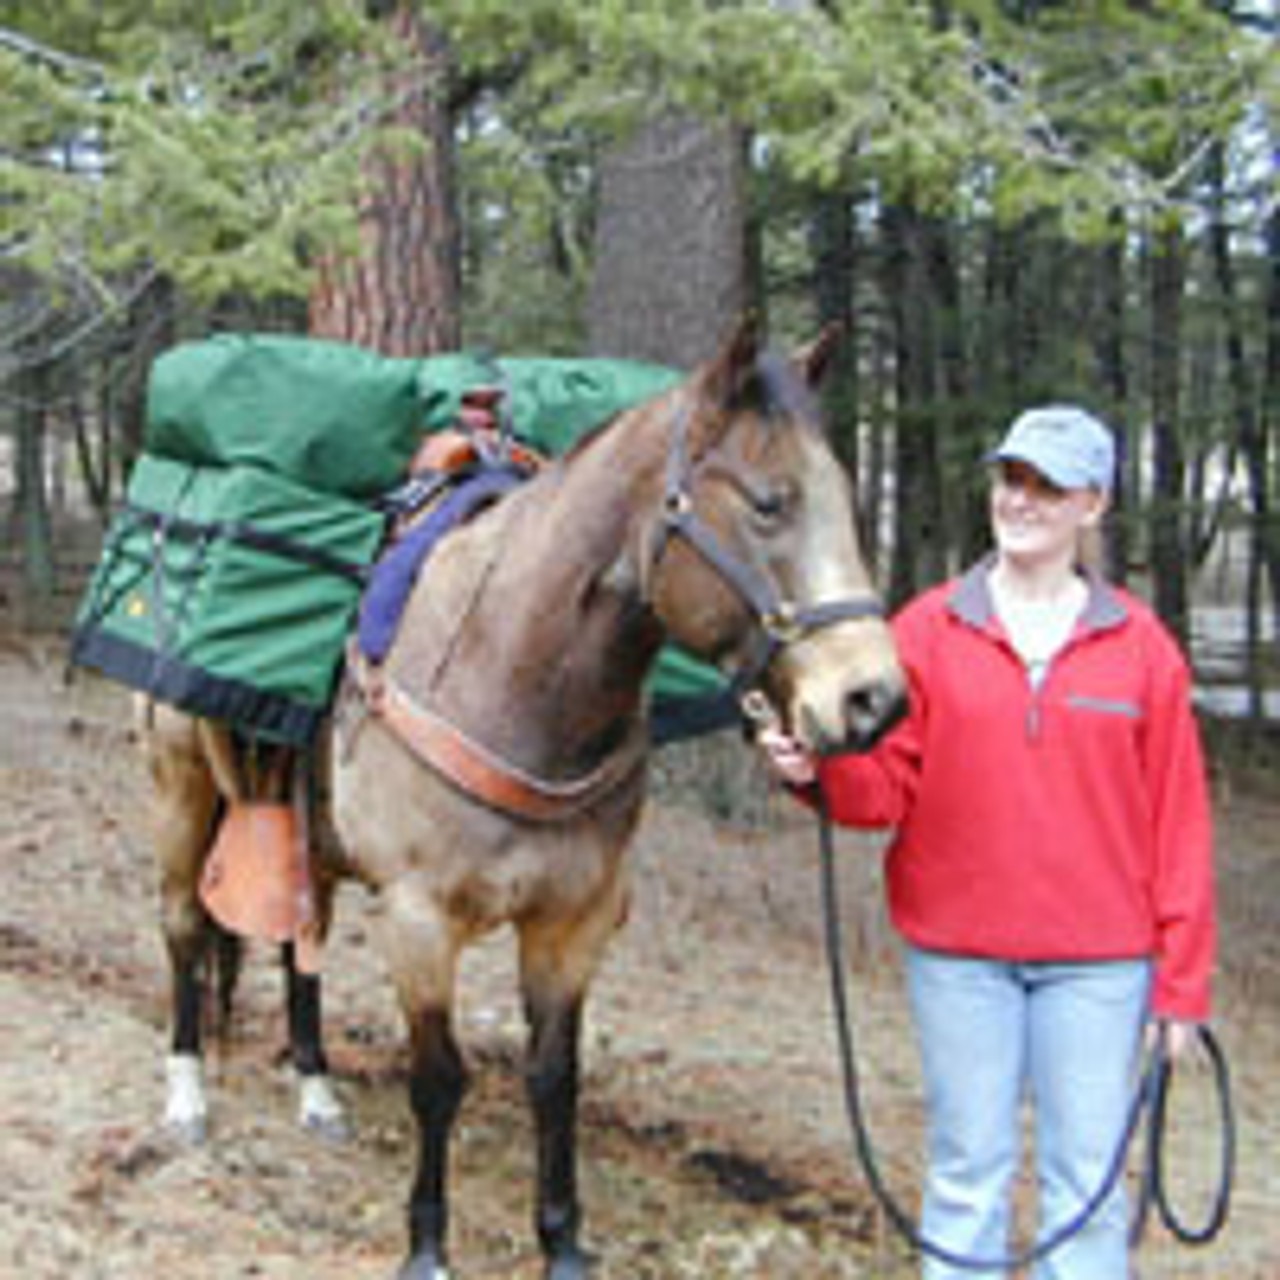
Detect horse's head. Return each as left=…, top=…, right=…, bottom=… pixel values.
left=643, top=314, right=907, bottom=755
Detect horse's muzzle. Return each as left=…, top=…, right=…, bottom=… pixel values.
left=793, top=677, right=907, bottom=757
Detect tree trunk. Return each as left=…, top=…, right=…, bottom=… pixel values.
left=587, top=112, right=747, bottom=368
left=881, top=200, right=942, bottom=606
left=14, top=359, right=56, bottom=620
left=921, top=213, right=978, bottom=568
left=1256, top=202, right=1280, bottom=693
left=117, top=276, right=177, bottom=488
left=1093, top=218, right=1132, bottom=583
left=1147, top=222, right=1190, bottom=644
left=309, top=7, right=460, bottom=355
left=1204, top=144, right=1252, bottom=581
left=809, top=190, right=858, bottom=461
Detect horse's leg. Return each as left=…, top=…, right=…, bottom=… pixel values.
left=149, top=741, right=222, bottom=1143
left=164, top=922, right=212, bottom=1142
left=386, top=896, right=468, bottom=1280
left=281, top=941, right=348, bottom=1139
left=519, top=887, right=626, bottom=1280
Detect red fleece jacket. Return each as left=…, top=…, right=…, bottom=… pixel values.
left=814, top=562, right=1216, bottom=1022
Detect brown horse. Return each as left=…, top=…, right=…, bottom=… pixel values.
left=326, top=316, right=906, bottom=1279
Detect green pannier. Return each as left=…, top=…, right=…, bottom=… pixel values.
left=71, top=454, right=384, bottom=745
left=71, top=335, right=727, bottom=746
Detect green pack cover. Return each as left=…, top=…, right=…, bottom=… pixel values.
left=418, top=354, right=681, bottom=455
left=71, top=454, right=384, bottom=745
left=146, top=333, right=426, bottom=498
left=145, top=336, right=682, bottom=494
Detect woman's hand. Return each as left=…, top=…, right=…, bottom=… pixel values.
left=757, top=726, right=819, bottom=788
left=1146, top=1018, right=1199, bottom=1062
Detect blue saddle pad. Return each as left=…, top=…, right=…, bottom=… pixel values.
left=357, top=465, right=526, bottom=664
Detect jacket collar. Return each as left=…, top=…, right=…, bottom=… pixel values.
left=947, top=555, right=1129, bottom=635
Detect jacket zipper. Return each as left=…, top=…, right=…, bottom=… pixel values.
left=1026, top=684, right=1044, bottom=741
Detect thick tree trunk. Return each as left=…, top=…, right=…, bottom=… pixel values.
left=309, top=7, right=460, bottom=355
left=587, top=113, right=747, bottom=369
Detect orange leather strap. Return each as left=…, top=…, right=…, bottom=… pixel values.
left=349, top=654, right=644, bottom=824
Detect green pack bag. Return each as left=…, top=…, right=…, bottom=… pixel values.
left=71, top=453, right=384, bottom=745
left=146, top=333, right=426, bottom=498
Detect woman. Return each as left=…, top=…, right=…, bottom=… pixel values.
left=759, top=405, right=1216, bottom=1280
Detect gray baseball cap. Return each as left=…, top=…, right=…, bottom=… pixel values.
left=989, top=405, right=1116, bottom=491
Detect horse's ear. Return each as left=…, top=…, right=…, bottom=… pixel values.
left=792, top=321, right=846, bottom=389
left=700, top=311, right=763, bottom=410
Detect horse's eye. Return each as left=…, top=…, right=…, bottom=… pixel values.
left=749, top=482, right=794, bottom=528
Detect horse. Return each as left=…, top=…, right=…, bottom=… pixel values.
left=326, top=314, right=907, bottom=1278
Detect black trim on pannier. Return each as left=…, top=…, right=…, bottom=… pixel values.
left=71, top=626, right=321, bottom=745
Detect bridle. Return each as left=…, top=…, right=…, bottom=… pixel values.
left=647, top=396, right=885, bottom=706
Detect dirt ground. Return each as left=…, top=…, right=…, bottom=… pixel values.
left=1, top=638, right=1278, bottom=1280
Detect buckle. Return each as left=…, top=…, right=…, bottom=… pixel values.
left=762, top=601, right=803, bottom=644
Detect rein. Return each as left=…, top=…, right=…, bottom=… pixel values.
left=651, top=399, right=884, bottom=700
left=813, top=792, right=1236, bottom=1271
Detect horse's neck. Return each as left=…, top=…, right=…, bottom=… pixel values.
left=395, top=402, right=672, bottom=773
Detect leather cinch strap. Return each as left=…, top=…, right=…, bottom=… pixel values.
left=349, top=655, right=645, bottom=824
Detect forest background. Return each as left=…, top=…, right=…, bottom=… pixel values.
left=2, top=0, right=1278, bottom=738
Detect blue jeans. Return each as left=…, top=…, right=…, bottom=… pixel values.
left=905, top=947, right=1152, bottom=1280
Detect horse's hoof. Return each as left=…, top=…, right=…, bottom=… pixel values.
left=164, top=1115, right=207, bottom=1146
left=396, top=1251, right=450, bottom=1280
left=298, top=1073, right=350, bottom=1142
left=303, top=1110, right=351, bottom=1142
left=545, top=1245, right=594, bottom=1280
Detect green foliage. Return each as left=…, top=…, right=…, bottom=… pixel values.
left=454, top=100, right=592, bottom=353
left=1, top=1, right=410, bottom=300
left=1, top=0, right=1271, bottom=304
left=430, top=0, right=1270, bottom=237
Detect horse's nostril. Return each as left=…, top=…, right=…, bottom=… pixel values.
left=845, top=681, right=907, bottom=747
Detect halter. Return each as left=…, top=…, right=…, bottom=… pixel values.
left=650, top=398, right=886, bottom=704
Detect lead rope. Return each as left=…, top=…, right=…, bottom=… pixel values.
left=1131, top=1015, right=1236, bottom=1247
left=813, top=792, right=1235, bottom=1272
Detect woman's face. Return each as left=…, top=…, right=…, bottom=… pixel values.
left=989, top=460, right=1107, bottom=568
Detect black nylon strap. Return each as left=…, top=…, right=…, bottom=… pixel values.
left=731, top=594, right=885, bottom=698
left=125, top=504, right=371, bottom=584
left=664, top=507, right=784, bottom=621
